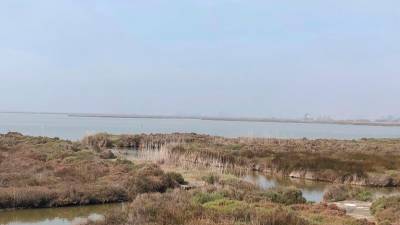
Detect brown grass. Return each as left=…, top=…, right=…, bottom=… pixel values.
left=371, top=196, right=400, bottom=225
left=0, top=132, right=184, bottom=209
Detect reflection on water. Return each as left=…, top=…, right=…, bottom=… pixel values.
left=243, top=173, right=328, bottom=202
left=0, top=203, right=123, bottom=225
left=243, top=173, right=400, bottom=203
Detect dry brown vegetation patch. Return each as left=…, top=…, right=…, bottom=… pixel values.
left=0, top=132, right=183, bottom=209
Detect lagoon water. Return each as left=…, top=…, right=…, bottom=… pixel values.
left=1, top=113, right=399, bottom=140
left=0, top=204, right=123, bottom=225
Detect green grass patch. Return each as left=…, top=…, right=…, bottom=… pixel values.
left=203, top=199, right=248, bottom=213
left=192, top=192, right=224, bottom=204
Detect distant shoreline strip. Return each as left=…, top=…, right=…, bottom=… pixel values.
left=67, top=113, right=400, bottom=127
left=1, top=111, right=399, bottom=127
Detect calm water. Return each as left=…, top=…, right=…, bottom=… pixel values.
left=243, top=173, right=400, bottom=203
left=1, top=113, right=400, bottom=140
left=0, top=204, right=123, bottom=225
left=243, top=173, right=328, bottom=202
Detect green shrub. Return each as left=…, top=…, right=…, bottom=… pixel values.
left=355, top=190, right=373, bottom=202
left=262, top=187, right=307, bottom=205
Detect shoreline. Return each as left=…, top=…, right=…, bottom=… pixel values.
left=1, top=111, right=400, bottom=127
left=68, top=113, right=400, bottom=127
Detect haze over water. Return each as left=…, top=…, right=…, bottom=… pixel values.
left=1, top=113, right=399, bottom=140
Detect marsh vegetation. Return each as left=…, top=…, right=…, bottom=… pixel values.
left=0, top=132, right=183, bottom=209
left=90, top=133, right=400, bottom=187
left=1, top=132, right=399, bottom=225
left=371, top=196, right=400, bottom=225
left=86, top=179, right=373, bottom=225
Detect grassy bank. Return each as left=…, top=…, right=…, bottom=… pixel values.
left=0, top=132, right=184, bottom=209
left=86, top=133, right=400, bottom=187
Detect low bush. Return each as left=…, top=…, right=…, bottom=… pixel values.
left=202, top=173, right=220, bottom=185
left=218, top=179, right=306, bottom=205
left=165, top=172, right=187, bottom=185
left=323, top=185, right=349, bottom=202
left=115, top=135, right=141, bottom=149
left=355, top=190, right=373, bottom=202
left=262, top=187, right=307, bottom=205
left=82, top=133, right=112, bottom=150
left=99, top=150, right=116, bottom=159
left=323, top=185, right=373, bottom=202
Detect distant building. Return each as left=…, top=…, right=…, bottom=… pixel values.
left=304, top=113, right=313, bottom=121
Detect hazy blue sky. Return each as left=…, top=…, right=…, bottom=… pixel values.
left=0, top=0, right=399, bottom=119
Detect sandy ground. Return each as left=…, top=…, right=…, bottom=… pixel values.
left=333, top=201, right=374, bottom=222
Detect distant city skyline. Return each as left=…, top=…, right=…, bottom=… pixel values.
left=1, top=111, right=399, bottom=122
left=1, top=1, right=399, bottom=119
